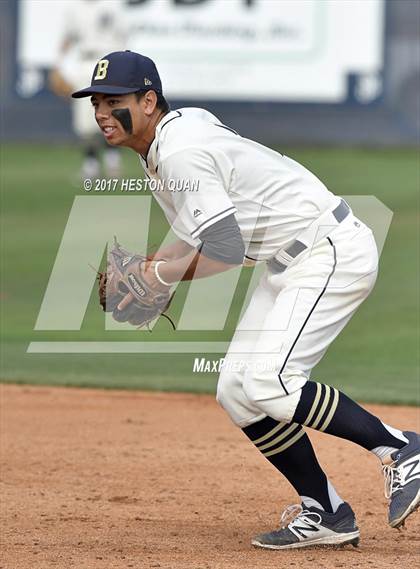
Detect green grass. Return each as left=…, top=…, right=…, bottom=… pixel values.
left=1, top=144, right=419, bottom=404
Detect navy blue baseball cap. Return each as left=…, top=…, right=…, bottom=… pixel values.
left=71, top=50, right=162, bottom=98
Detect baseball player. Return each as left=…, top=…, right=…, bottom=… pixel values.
left=73, top=51, right=420, bottom=550
left=53, top=0, right=126, bottom=179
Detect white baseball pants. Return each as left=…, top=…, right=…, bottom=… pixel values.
left=217, top=213, right=379, bottom=427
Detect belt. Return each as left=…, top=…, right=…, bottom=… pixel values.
left=267, top=199, right=350, bottom=274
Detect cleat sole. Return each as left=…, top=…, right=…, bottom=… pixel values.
left=390, top=488, right=420, bottom=529
left=251, top=531, right=360, bottom=550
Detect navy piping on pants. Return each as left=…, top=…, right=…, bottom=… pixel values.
left=277, top=237, right=337, bottom=395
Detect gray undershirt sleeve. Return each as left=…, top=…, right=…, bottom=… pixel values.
left=197, top=214, right=245, bottom=265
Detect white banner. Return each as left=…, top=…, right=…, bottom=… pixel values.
left=18, top=0, right=384, bottom=102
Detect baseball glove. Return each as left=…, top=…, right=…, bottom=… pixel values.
left=98, top=239, right=174, bottom=329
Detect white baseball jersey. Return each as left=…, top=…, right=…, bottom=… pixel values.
left=140, top=107, right=340, bottom=259
left=140, top=107, right=379, bottom=429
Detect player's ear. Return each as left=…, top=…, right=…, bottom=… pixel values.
left=141, top=90, right=158, bottom=116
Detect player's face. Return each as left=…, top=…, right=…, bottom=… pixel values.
left=91, top=93, right=134, bottom=145
left=91, top=93, right=157, bottom=147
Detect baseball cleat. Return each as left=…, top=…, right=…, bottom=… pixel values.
left=251, top=502, right=359, bottom=550
left=382, top=431, right=420, bottom=529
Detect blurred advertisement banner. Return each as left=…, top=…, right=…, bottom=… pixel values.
left=17, top=0, right=385, bottom=103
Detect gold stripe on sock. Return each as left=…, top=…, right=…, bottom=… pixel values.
left=257, top=423, right=301, bottom=452
left=263, top=428, right=306, bottom=458
left=252, top=421, right=287, bottom=446
left=303, top=382, right=322, bottom=426
left=310, top=385, right=331, bottom=429
left=319, top=388, right=339, bottom=432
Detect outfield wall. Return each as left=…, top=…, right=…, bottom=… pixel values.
left=0, top=0, right=419, bottom=145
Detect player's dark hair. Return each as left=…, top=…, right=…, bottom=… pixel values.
left=135, top=90, right=170, bottom=113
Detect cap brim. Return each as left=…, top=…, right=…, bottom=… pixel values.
left=71, top=85, right=141, bottom=99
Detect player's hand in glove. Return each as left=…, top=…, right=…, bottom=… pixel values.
left=98, top=239, right=175, bottom=329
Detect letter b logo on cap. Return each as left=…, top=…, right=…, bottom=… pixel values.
left=94, top=59, right=109, bottom=80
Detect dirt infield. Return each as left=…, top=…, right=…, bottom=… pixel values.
left=1, top=384, right=419, bottom=569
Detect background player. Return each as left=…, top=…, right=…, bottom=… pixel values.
left=72, top=51, right=420, bottom=550
left=50, top=0, right=125, bottom=180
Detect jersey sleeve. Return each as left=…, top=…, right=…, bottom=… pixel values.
left=159, top=148, right=237, bottom=240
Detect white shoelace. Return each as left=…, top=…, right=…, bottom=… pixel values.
left=280, top=504, right=322, bottom=529
left=382, top=463, right=402, bottom=499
